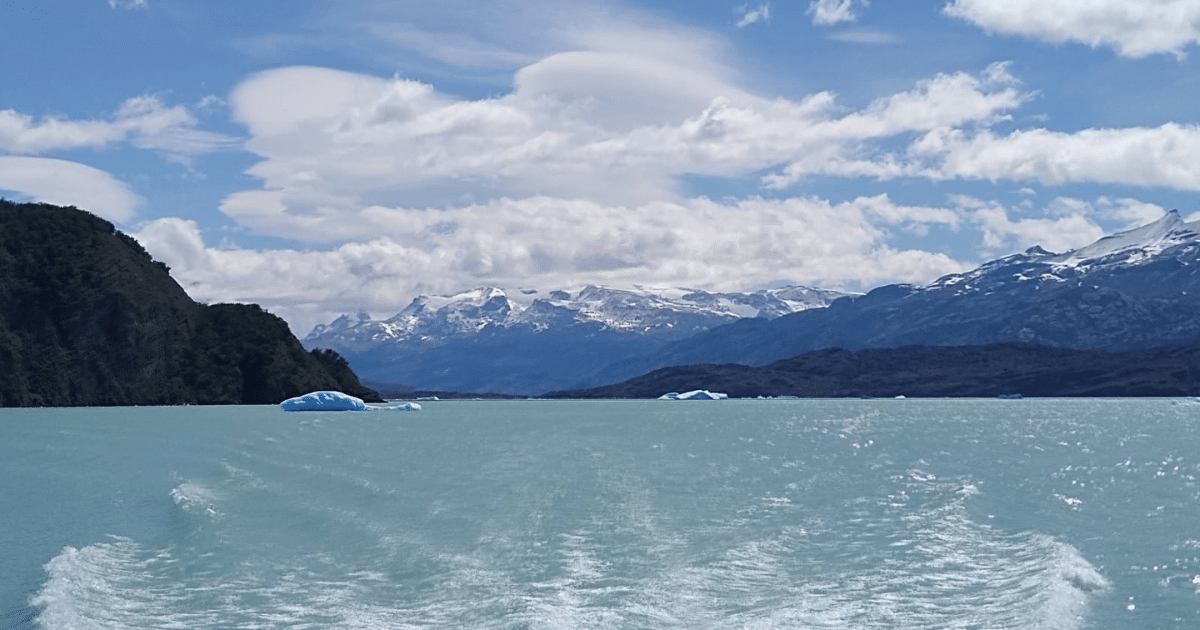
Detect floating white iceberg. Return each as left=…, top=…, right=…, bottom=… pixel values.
left=281, top=391, right=368, bottom=411
left=658, top=390, right=728, bottom=400
left=279, top=391, right=421, bottom=412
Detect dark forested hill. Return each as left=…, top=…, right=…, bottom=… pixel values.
left=546, top=342, right=1200, bottom=399
left=0, top=200, right=380, bottom=406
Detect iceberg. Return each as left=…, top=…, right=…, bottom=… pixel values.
left=279, top=391, right=422, bottom=412
left=658, top=390, right=728, bottom=400
left=281, top=391, right=368, bottom=411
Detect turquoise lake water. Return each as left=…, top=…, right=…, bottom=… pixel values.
left=3, top=398, right=1200, bottom=629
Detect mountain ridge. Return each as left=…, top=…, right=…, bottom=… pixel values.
left=302, top=284, right=850, bottom=394
left=597, top=210, right=1200, bottom=383
left=306, top=284, right=849, bottom=346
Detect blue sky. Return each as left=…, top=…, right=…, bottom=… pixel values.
left=3, top=0, right=1200, bottom=333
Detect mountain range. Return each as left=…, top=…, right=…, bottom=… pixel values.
left=607, top=210, right=1200, bottom=381
left=307, top=210, right=1200, bottom=397
left=303, top=285, right=849, bottom=394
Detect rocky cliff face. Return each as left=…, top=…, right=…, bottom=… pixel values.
left=0, top=200, right=379, bottom=406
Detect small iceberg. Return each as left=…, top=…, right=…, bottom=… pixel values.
left=281, top=391, right=368, bottom=411
left=280, top=391, right=421, bottom=412
left=658, top=390, right=728, bottom=400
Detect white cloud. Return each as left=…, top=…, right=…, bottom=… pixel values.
left=0, top=95, right=236, bottom=158
left=0, top=156, right=141, bottom=223
left=807, top=0, right=868, bottom=26
left=735, top=4, right=771, bottom=28
left=225, top=60, right=760, bottom=225
left=944, top=0, right=1200, bottom=58
left=1042, top=195, right=1168, bottom=230
left=136, top=194, right=968, bottom=333
left=246, top=0, right=730, bottom=87
left=513, top=50, right=751, bottom=131
left=0, top=111, right=122, bottom=154
left=197, top=95, right=226, bottom=111
left=1095, top=197, right=1171, bottom=228
left=908, top=123, right=1200, bottom=190
left=952, top=195, right=1107, bottom=254
left=763, top=62, right=1027, bottom=188
left=222, top=61, right=1026, bottom=241
left=108, top=0, right=147, bottom=9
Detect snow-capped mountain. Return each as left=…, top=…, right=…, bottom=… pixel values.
left=306, top=285, right=847, bottom=350
left=302, top=284, right=848, bottom=395
left=624, top=210, right=1200, bottom=375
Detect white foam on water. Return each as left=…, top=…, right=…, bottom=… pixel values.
left=31, top=536, right=436, bottom=630
left=957, top=483, right=981, bottom=497
left=31, top=537, right=187, bottom=630
left=30, top=495, right=1112, bottom=630
left=584, top=478, right=1112, bottom=630
left=168, top=481, right=220, bottom=518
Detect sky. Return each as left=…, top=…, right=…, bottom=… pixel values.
left=3, top=0, right=1200, bottom=334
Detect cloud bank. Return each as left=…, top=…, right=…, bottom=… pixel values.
left=218, top=61, right=1030, bottom=244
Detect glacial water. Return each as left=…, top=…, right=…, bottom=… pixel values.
left=2, top=399, right=1200, bottom=629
